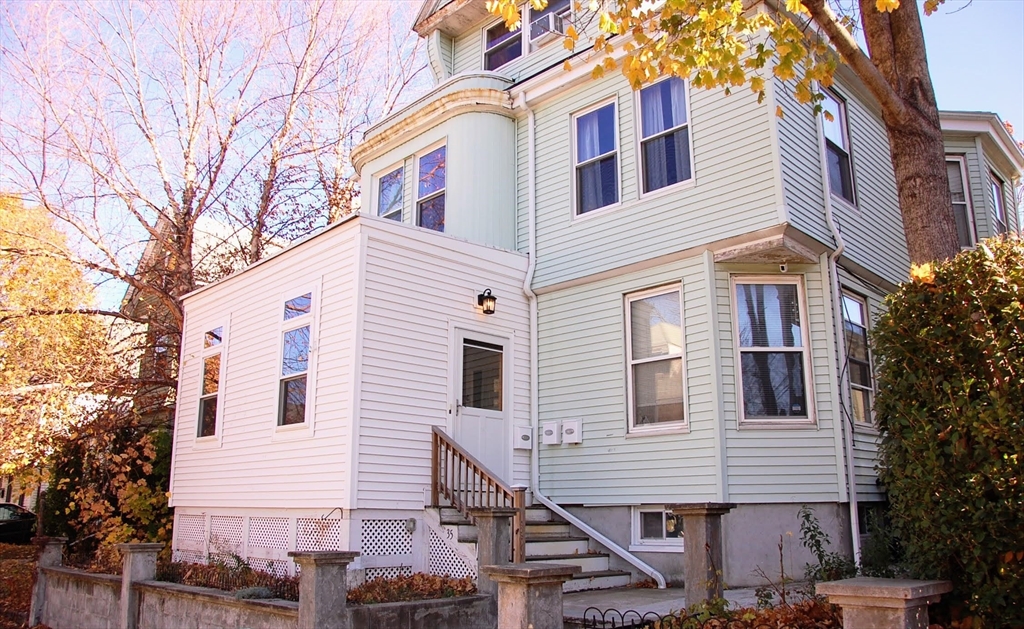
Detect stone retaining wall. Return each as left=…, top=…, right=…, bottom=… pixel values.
left=38, top=567, right=121, bottom=629
left=135, top=581, right=298, bottom=629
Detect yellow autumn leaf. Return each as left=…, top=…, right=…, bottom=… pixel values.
left=875, top=0, right=900, bottom=12
left=564, top=36, right=575, bottom=50
left=909, top=263, right=935, bottom=284
left=776, top=105, right=785, bottom=119
left=563, top=59, right=573, bottom=71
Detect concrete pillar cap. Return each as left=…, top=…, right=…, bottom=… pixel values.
left=287, top=551, right=360, bottom=565
left=115, top=543, right=165, bottom=553
left=467, top=507, right=518, bottom=517
left=667, top=503, right=737, bottom=516
left=482, top=562, right=581, bottom=584
left=816, top=577, right=953, bottom=600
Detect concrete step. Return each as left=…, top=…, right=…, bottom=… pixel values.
left=563, top=570, right=633, bottom=593
left=524, top=522, right=571, bottom=536
left=525, top=552, right=610, bottom=573
left=525, top=535, right=589, bottom=556
left=525, top=506, right=563, bottom=523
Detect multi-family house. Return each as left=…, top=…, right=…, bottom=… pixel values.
left=166, top=0, right=1024, bottom=590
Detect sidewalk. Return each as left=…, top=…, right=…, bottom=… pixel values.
left=562, top=585, right=768, bottom=619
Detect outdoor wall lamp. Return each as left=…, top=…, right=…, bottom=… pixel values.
left=477, top=289, right=497, bottom=315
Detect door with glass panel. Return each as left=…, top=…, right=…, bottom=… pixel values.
left=453, top=330, right=508, bottom=482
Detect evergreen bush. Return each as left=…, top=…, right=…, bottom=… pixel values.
left=873, top=238, right=1023, bottom=625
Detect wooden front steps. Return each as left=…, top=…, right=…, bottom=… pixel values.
left=437, top=505, right=632, bottom=592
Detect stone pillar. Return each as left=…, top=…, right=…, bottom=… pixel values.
left=116, top=542, right=163, bottom=629
left=29, top=537, right=66, bottom=627
left=816, top=577, right=953, bottom=629
left=467, top=506, right=516, bottom=597
left=668, top=502, right=735, bottom=606
left=481, top=563, right=580, bottom=629
left=288, top=550, right=359, bottom=629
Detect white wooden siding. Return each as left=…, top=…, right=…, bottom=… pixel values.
left=171, top=223, right=361, bottom=510
left=718, top=263, right=843, bottom=503
left=356, top=220, right=531, bottom=511
left=530, top=75, right=780, bottom=288
left=536, top=255, right=719, bottom=505
left=776, top=77, right=909, bottom=286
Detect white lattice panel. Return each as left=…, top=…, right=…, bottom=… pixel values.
left=209, top=516, right=244, bottom=554
left=365, top=566, right=413, bottom=581
left=247, top=557, right=290, bottom=577
left=249, top=517, right=290, bottom=550
left=172, top=549, right=206, bottom=564
left=428, top=529, right=475, bottom=579
left=361, top=519, right=413, bottom=556
left=296, top=518, right=344, bottom=552
left=176, top=514, right=206, bottom=550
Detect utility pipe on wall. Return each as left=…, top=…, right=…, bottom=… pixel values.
left=515, top=92, right=666, bottom=588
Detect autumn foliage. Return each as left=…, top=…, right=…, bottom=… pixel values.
left=346, top=573, right=477, bottom=605
left=874, top=238, right=1024, bottom=625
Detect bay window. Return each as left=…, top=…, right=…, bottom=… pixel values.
left=417, top=145, right=446, bottom=232
left=841, top=293, right=874, bottom=427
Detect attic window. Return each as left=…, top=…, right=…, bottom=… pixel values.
left=484, top=20, right=522, bottom=71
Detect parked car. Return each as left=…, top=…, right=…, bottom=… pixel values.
left=0, top=503, right=37, bottom=544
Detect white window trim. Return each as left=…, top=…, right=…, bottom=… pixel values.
left=625, top=284, right=689, bottom=435
left=821, top=88, right=858, bottom=209
left=629, top=506, right=684, bottom=553
left=479, top=1, right=573, bottom=71
left=989, top=172, right=1007, bottom=234
left=571, top=98, right=622, bottom=221
left=195, top=321, right=229, bottom=447
left=841, top=290, right=878, bottom=434
left=414, top=141, right=448, bottom=231
left=273, top=283, right=320, bottom=438
left=633, top=77, right=696, bottom=199
left=945, top=155, right=977, bottom=248
left=730, top=274, right=816, bottom=428
left=373, top=162, right=405, bottom=222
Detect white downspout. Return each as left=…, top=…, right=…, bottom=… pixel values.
left=516, top=92, right=666, bottom=588
left=817, top=117, right=861, bottom=565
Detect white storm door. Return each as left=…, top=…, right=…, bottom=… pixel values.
left=454, top=330, right=509, bottom=482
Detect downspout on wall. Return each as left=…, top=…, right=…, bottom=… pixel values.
left=514, top=91, right=666, bottom=588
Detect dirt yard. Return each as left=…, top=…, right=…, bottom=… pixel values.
left=0, top=544, right=35, bottom=629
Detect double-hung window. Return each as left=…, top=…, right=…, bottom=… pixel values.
left=630, top=507, right=683, bottom=552
left=484, top=20, right=522, bottom=71
left=945, top=157, right=975, bottom=248
left=417, top=146, right=446, bottom=232
left=575, top=102, right=618, bottom=215
left=990, top=173, right=1007, bottom=234
left=377, top=167, right=403, bottom=221
left=626, top=286, right=685, bottom=430
left=279, top=293, right=313, bottom=426
left=821, top=90, right=855, bottom=205
left=639, top=77, right=692, bottom=193
left=733, top=277, right=812, bottom=423
left=842, top=293, right=874, bottom=427
left=198, top=326, right=225, bottom=438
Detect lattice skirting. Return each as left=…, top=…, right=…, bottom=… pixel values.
left=428, top=528, right=476, bottom=579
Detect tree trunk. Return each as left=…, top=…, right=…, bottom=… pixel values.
left=858, top=0, right=960, bottom=265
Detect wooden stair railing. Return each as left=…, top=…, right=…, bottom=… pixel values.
left=431, top=426, right=526, bottom=562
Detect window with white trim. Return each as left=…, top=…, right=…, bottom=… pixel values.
left=638, top=77, right=692, bottom=193
left=484, top=19, right=522, bottom=71
left=528, top=0, right=570, bottom=42
left=630, top=507, right=683, bottom=552
left=574, top=102, right=618, bottom=215
left=197, top=326, right=224, bottom=438
left=990, top=173, right=1007, bottom=234
left=417, top=146, right=446, bottom=232
left=279, top=293, right=312, bottom=426
left=733, top=277, right=812, bottom=423
left=841, top=293, right=873, bottom=427
left=821, top=90, right=855, bottom=205
left=377, top=167, right=403, bottom=221
left=945, top=157, right=975, bottom=248
left=626, top=286, right=685, bottom=430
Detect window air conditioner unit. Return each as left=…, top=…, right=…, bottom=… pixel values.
left=529, top=12, right=566, bottom=45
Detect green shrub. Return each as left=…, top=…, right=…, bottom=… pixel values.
left=873, top=238, right=1024, bottom=626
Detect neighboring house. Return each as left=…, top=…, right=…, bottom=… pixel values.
left=167, top=0, right=1024, bottom=590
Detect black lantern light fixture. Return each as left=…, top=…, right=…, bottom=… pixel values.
left=477, top=289, right=497, bottom=315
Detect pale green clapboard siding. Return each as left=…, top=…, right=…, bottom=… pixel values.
left=943, top=137, right=989, bottom=242
left=774, top=77, right=829, bottom=244
left=440, top=33, right=454, bottom=77
left=717, top=264, right=843, bottom=503
left=536, top=256, right=719, bottom=505
left=984, top=153, right=1020, bottom=235
left=837, top=267, right=888, bottom=502
left=776, top=77, right=909, bottom=286
left=531, top=75, right=780, bottom=289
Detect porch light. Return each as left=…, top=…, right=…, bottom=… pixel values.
left=477, top=289, right=497, bottom=315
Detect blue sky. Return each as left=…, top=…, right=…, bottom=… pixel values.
left=921, top=0, right=1024, bottom=142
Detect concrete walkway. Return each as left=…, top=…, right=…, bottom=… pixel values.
left=562, top=586, right=770, bottom=619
